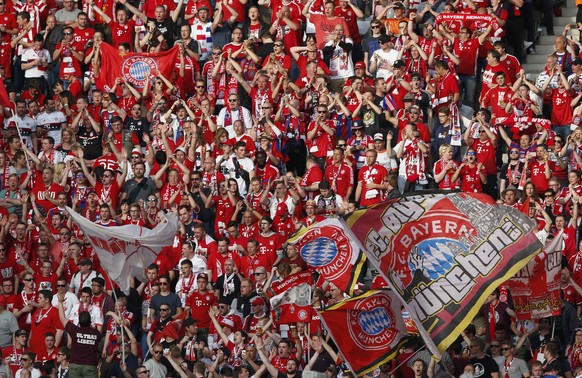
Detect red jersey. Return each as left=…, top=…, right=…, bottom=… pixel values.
left=358, top=163, right=388, bottom=207
left=186, top=290, right=218, bottom=328
left=453, top=38, right=481, bottom=76
left=472, top=138, right=497, bottom=175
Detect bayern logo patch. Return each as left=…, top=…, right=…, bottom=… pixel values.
left=122, top=57, right=158, bottom=88
left=348, top=292, right=398, bottom=351
left=298, top=226, right=352, bottom=282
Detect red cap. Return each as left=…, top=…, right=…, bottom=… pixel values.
left=219, top=316, right=235, bottom=329
left=275, top=202, right=288, bottom=216
left=250, top=296, right=265, bottom=306
left=354, top=61, right=365, bottom=69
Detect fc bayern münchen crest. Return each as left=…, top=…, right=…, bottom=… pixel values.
left=347, top=293, right=398, bottom=351
left=298, top=226, right=352, bottom=282
left=122, top=56, right=158, bottom=88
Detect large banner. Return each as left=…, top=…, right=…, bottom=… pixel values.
left=348, top=193, right=542, bottom=357
left=288, top=218, right=366, bottom=296
left=267, top=271, right=313, bottom=324
left=67, top=207, right=179, bottom=294
left=318, top=290, right=408, bottom=376
left=95, top=43, right=179, bottom=91
left=507, top=235, right=563, bottom=320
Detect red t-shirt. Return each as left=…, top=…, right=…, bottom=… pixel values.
left=453, top=38, right=481, bottom=76
left=186, top=290, right=218, bottom=328
left=109, top=19, right=136, bottom=48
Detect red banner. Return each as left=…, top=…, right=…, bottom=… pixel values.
left=494, top=116, right=552, bottom=131
left=0, top=79, right=10, bottom=108
left=267, top=272, right=313, bottom=324
left=318, top=290, right=407, bottom=376
left=95, top=43, right=179, bottom=91
left=507, top=235, right=563, bottom=320
left=348, top=193, right=542, bottom=357
left=288, top=218, right=367, bottom=296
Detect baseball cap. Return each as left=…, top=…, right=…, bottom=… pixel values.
left=198, top=5, right=209, bottom=11
left=305, top=200, right=316, bottom=207
left=403, top=93, right=415, bottom=102
left=373, top=133, right=384, bottom=141
left=275, top=202, right=289, bottom=216
left=352, top=119, right=364, bottom=130
left=175, top=146, right=187, bottom=154
left=573, top=58, right=582, bottom=65
left=219, top=317, right=235, bottom=329
left=250, top=296, right=265, bottom=306
left=393, top=59, right=405, bottom=69
left=15, top=329, right=27, bottom=337
left=394, top=1, right=405, bottom=8
left=131, top=148, right=143, bottom=156
left=197, top=273, right=209, bottom=281
left=259, top=134, right=273, bottom=141
left=354, top=61, right=365, bottom=69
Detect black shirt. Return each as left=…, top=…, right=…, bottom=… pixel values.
left=77, top=127, right=103, bottom=160
left=124, top=117, right=150, bottom=147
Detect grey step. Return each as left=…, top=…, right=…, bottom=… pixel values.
left=555, top=26, right=581, bottom=35
left=568, top=0, right=576, bottom=8
left=523, top=63, right=545, bottom=74
left=555, top=16, right=577, bottom=26
left=563, top=7, right=578, bottom=17
left=535, top=44, right=557, bottom=55
left=526, top=54, right=553, bottom=64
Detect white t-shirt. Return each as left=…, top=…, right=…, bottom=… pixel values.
left=371, top=48, right=399, bottom=79
left=36, top=110, right=67, bottom=145
left=21, top=48, right=51, bottom=79
left=222, top=156, right=254, bottom=196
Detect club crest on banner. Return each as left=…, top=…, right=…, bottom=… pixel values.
left=348, top=294, right=399, bottom=351
left=298, top=225, right=352, bottom=282
left=122, top=56, right=158, bottom=88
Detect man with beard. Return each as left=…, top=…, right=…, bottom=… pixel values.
left=256, top=336, right=302, bottom=378
left=120, top=162, right=158, bottom=204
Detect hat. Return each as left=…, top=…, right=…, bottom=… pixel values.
left=403, top=93, right=415, bottom=102
left=393, top=59, right=405, bottom=69
left=219, top=316, right=235, bottom=329
left=78, top=258, right=92, bottom=266
left=175, top=146, right=187, bottom=154
left=251, top=296, right=265, bottom=306
left=259, top=134, right=273, bottom=141
left=275, top=202, right=289, bottom=217
left=502, top=186, right=519, bottom=197
left=223, top=140, right=234, bottom=147
left=394, top=1, right=405, bottom=8
left=131, top=148, right=143, bottom=157
left=15, top=329, right=27, bottom=337
left=354, top=61, right=365, bottom=69
left=197, top=273, right=209, bottom=281
left=373, top=133, right=384, bottom=141
left=198, top=5, right=209, bottom=11
left=573, top=58, right=582, bottom=65
left=305, top=200, right=316, bottom=207
left=378, top=34, right=391, bottom=44
left=352, top=119, right=364, bottom=130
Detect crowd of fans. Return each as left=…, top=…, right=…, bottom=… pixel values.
left=0, top=0, right=579, bottom=376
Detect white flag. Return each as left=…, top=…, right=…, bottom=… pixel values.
left=66, top=207, right=179, bottom=294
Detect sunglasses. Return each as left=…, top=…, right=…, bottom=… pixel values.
left=56, top=284, right=66, bottom=287
left=510, top=151, right=519, bottom=154
left=153, top=350, right=163, bottom=354
left=159, top=282, right=169, bottom=286
left=160, top=308, right=170, bottom=311
left=228, top=99, right=238, bottom=102
left=23, top=278, right=33, bottom=282
left=63, top=32, right=73, bottom=35
left=317, top=110, right=327, bottom=114
left=501, top=347, right=510, bottom=351
left=371, top=25, right=381, bottom=29
left=148, top=198, right=157, bottom=202
left=75, top=174, right=85, bottom=178
left=466, top=152, right=476, bottom=156
left=196, top=85, right=204, bottom=88
left=490, top=345, right=500, bottom=348
left=274, top=44, right=283, bottom=47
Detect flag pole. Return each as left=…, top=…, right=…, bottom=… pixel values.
left=8, top=108, right=31, bottom=171
left=388, top=345, right=426, bottom=376
left=104, top=273, right=127, bottom=364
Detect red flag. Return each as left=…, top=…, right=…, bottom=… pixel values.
left=288, top=219, right=367, bottom=296
left=155, top=311, right=190, bottom=343
left=518, top=197, right=531, bottom=216
left=507, top=235, right=563, bottom=320
left=0, top=79, right=10, bottom=109
left=95, top=43, right=179, bottom=91
left=318, top=290, right=407, bottom=376
left=348, top=193, right=542, bottom=357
